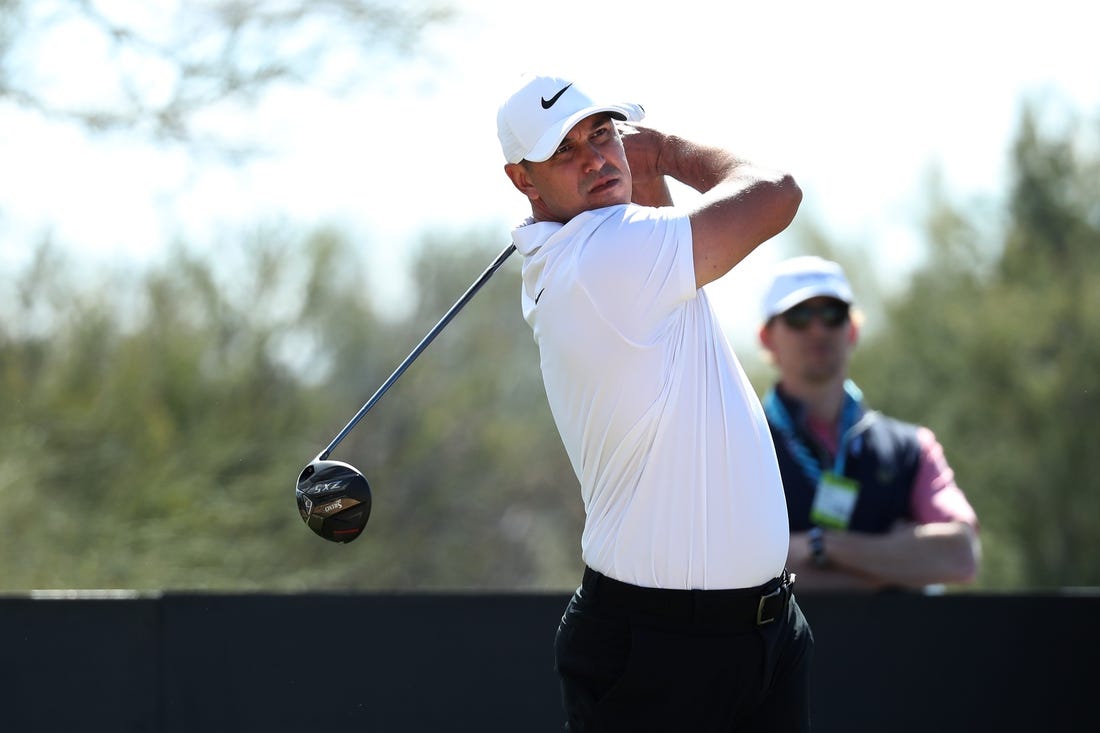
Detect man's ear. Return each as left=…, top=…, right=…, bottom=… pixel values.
left=758, top=322, right=774, bottom=351
left=847, top=318, right=860, bottom=346
left=504, top=162, right=540, bottom=202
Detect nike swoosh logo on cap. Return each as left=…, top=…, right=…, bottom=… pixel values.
left=541, top=84, right=572, bottom=109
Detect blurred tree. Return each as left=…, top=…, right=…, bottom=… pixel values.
left=0, top=0, right=591, bottom=593
left=0, top=0, right=453, bottom=153
left=303, top=233, right=582, bottom=591
left=0, top=229, right=582, bottom=591
left=0, top=229, right=372, bottom=588
left=853, top=101, right=1100, bottom=588
left=3, top=70, right=1096, bottom=591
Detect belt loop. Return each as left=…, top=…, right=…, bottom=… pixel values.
left=583, top=566, right=599, bottom=596
left=755, top=571, right=793, bottom=626
left=755, top=584, right=783, bottom=625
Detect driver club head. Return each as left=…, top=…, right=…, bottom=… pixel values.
left=295, top=459, right=372, bottom=543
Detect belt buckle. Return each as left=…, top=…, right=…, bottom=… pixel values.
left=755, top=584, right=785, bottom=626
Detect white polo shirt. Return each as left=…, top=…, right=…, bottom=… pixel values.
left=513, top=204, right=789, bottom=590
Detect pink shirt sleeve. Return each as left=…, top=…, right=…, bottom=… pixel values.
left=910, top=427, right=979, bottom=530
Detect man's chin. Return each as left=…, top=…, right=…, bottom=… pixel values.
left=586, top=187, right=630, bottom=210
left=801, top=365, right=845, bottom=385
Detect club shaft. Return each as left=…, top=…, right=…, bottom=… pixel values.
left=317, top=242, right=517, bottom=461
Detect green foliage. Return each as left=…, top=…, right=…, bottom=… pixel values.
left=3, top=97, right=1097, bottom=592
left=306, top=232, right=583, bottom=590
left=0, top=227, right=580, bottom=591
left=852, top=103, right=1100, bottom=589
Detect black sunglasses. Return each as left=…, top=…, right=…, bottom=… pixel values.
left=778, top=300, right=850, bottom=330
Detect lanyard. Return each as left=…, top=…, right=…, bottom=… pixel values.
left=763, top=380, right=864, bottom=484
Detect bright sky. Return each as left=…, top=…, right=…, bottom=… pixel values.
left=2, top=0, right=1097, bottom=346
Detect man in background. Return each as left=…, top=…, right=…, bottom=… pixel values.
left=757, top=255, right=980, bottom=590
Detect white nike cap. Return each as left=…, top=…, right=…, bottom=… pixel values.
left=761, top=256, right=855, bottom=320
left=496, top=73, right=645, bottom=164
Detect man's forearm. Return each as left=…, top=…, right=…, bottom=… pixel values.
left=656, top=135, right=748, bottom=194
left=630, top=175, right=674, bottom=207
left=826, top=522, right=980, bottom=587
left=622, top=124, right=800, bottom=287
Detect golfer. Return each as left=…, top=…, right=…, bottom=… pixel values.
left=497, top=73, right=813, bottom=731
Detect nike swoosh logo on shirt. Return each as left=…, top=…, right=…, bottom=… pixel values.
left=541, top=84, right=572, bottom=109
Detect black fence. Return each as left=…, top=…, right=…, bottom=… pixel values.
left=1, top=590, right=1096, bottom=732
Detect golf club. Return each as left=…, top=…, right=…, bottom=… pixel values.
left=295, top=242, right=517, bottom=543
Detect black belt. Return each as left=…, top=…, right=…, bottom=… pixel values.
left=580, top=567, right=795, bottom=628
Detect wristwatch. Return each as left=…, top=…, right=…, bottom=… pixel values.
left=808, top=526, right=828, bottom=568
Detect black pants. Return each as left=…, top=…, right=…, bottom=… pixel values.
left=555, top=568, right=814, bottom=732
